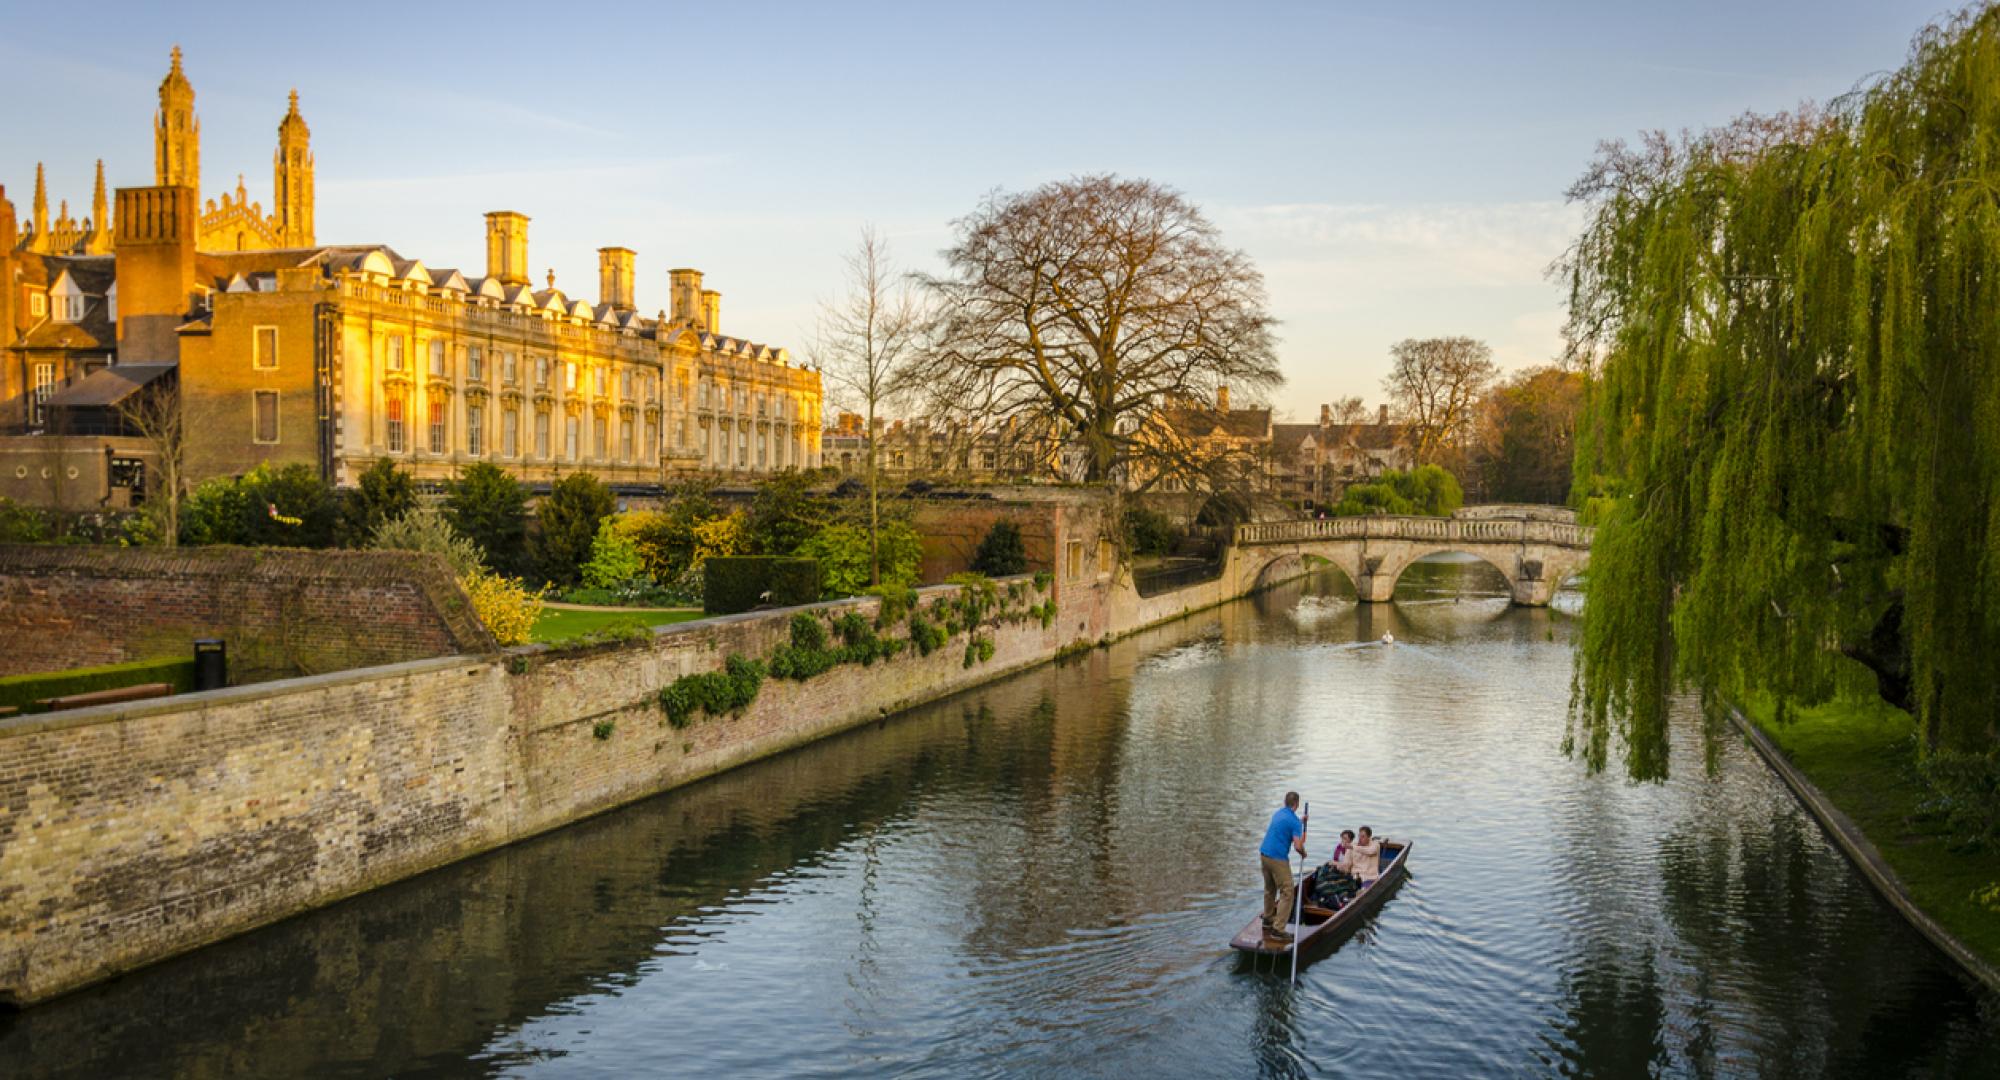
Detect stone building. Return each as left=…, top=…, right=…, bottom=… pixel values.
left=0, top=49, right=820, bottom=508
left=1269, top=404, right=1414, bottom=510
left=821, top=412, right=1071, bottom=486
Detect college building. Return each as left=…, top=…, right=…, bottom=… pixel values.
left=1, top=49, right=821, bottom=511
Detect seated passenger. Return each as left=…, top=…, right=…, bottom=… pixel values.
left=1349, top=826, right=1383, bottom=884
left=1331, top=829, right=1357, bottom=874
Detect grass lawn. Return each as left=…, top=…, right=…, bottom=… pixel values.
left=1744, top=695, right=2000, bottom=973
left=529, top=607, right=705, bottom=644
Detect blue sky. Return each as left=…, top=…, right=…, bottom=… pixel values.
left=0, top=0, right=1954, bottom=416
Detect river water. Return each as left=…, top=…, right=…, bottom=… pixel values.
left=4, top=562, right=1998, bottom=1078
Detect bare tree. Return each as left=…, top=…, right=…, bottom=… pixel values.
left=1328, top=395, right=1371, bottom=426
left=909, top=175, right=1281, bottom=488
left=1382, top=337, right=1498, bottom=466
left=117, top=377, right=188, bottom=545
left=811, top=227, right=925, bottom=585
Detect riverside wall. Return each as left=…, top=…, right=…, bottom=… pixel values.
left=0, top=564, right=1125, bottom=1007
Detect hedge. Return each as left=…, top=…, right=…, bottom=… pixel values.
left=0, top=656, right=197, bottom=714
left=704, top=556, right=821, bottom=615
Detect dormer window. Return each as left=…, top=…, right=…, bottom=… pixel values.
left=28, top=289, right=46, bottom=320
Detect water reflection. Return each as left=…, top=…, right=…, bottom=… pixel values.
left=2, top=564, right=1995, bottom=1078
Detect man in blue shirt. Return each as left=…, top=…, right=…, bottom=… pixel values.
left=1259, top=791, right=1307, bottom=942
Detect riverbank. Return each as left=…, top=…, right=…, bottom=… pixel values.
left=1734, top=696, right=2000, bottom=991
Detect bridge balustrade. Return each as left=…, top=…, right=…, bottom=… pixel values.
left=1234, top=513, right=1592, bottom=549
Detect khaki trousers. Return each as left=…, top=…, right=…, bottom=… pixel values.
left=1260, top=854, right=1296, bottom=933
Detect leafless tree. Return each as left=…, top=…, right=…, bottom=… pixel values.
left=117, top=377, right=189, bottom=545
left=811, top=227, right=925, bottom=585
left=1328, top=395, right=1371, bottom=426
left=908, top=175, right=1281, bottom=488
left=1382, top=337, right=1498, bottom=466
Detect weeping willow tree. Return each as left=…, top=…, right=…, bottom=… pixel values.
left=1562, top=7, right=2000, bottom=780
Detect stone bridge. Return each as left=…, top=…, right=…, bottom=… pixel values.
left=1229, top=505, right=1593, bottom=606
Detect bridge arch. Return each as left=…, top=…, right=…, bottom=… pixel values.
left=1370, top=546, right=1516, bottom=601
left=1231, top=509, right=1593, bottom=608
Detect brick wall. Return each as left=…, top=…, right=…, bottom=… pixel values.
left=0, top=545, right=494, bottom=681
left=0, top=573, right=1114, bottom=1005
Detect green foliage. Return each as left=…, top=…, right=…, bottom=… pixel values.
left=1562, top=10, right=2000, bottom=775
left=871, top=583, right=916, bottom=627
left=962, top=634, right=996, bottom=668
left=549, top=617, right=653, bottom=650
left=181, top=463, right=336, bottom=547
left=0, top=497, right=53, bottom=543
left=582, top=515, right=648, bottom=590
left=942, top=572, right=999, bottom=635
left=1123, top=508, right=1181, bottom=557
left=1471, top=366, right=1585, bottom=504
left=370, top=507, right=487, bottom=577
left=1918, top=749, right=2000, bottom=852
left=971, top=520, right=1029, bottom=575
left=704, top=556, right=823, bottom=614
left=0, top=656, right=197, bottom=714
left=446, top=463, right=529, bottom=576
left=746, top=470, right=828, bottom=556
left=337, top=459, right=418, bottom=548
left=592, top=719, right=616, bottom=741
left=795, top=519, right=922, bottom=596
left=1033, top=570, right=1053, bottom=593
left=658, top=653, right=766, bottom=728
left=907, top=610, right=948, bottom=656
left=1030, top=599, right=1059, bottom=629
left=557, top=581, right=679, bottom=607
left=1330, top=465, right=1463, bottom=518
left=532, top=472, right=616, bottom=588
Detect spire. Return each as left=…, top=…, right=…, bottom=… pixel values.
left=86, top=160, right=111, bottom=254
left=30, top=162, right=49, bottom=250
left=155, top=46, right=199, bottom=191
left=91, top=160, right=107, bottom=222
left=274, top=88, right=314, bottom=246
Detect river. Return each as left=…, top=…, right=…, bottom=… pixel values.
left=3, top=561, right=1997, bottom=1077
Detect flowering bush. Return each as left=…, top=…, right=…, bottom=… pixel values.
left=462, top=569, right=546, bottom=646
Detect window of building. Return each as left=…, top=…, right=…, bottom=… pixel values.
left=535, top=411, right=550, bottom=458
left=1098, top=539, right=1113, bottom=575
left=253, top=326, right=279, bottom=370
left=621, top=419, right=634, bottom=461
left=566, top=415, right=580, bottom=460
left=757, top=433, right=767, bottom=466
left=594, top=367, right=607, bottom=396
left=468, top=346, right=483, bottom=382
left=503, top=351, right=517, bottom=385
left=565, top=362, right=577, bottom=391
left=387, top=334, right=405, bottom=371
left=736, top=388, right=747, bottom=411
left=503, top=408, right=518, bottom=457
left=467, top=404, right=484, bottom=456
left=893, top=452, right=905, bottom=468
left=699, top=380, right=709, bottom=408
left=30, top=362, right=54, bottom=426
left=428, top=399, right=446, bottom=454
left=386, top=396, right=406, bottom=452
left=593, top=416, right=608, bottom=459
left=643, top=421, right=655, bottom=461
left=28, top=289, right=47, bottom=319
left=1067, top=540, right=1084, bottom=580
left=982, top=450, right=997, bottom=471
left=253, top=390, right=279, bottom=444
left=535, top=356, right=549, bottom=387
left=427, top=340, right=445, bottom=377
left=621, top=370, right=633, bottom=398
left=677, top=419, right=688, bottom=448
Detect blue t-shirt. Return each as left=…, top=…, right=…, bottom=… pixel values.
left=1259, top=806, right=1303, bottom=860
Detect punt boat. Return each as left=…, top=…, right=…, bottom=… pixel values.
left=1229, top=839, right=1411, bottom=959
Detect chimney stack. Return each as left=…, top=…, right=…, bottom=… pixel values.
left=1319, top=403, right=1331, bottom=425
left=484, top=211, right=530, bottom=287
left=1378, top=403, right=1389, bottom=425
left=701, top=289, right=720, bottom=334
left=598, top=247, right=636, bottom=310
left=670, top=268, right=703, bottom=327
left=113, top=185, right=198, bottom=361
left=1216, top=385, right=1231, bottom=412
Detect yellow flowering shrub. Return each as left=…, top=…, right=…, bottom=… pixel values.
left=461, top=569, right=546, bottom=646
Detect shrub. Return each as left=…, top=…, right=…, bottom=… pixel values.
left=181, top=463, right=337, bottom=547
left=446, top=463, right=529, bottom=576
left=871, top=583, right=916, bottom=627
left=907, top=611, right=948, bottom=656
left=962, top=634, right=995, bottom=668
left=1123, top=507, right=1181, bottom=557
left=1033, top=570, right=1053, bottom=593
left=1331, top=465, right=1464, bottom=518
left=592, top=720, right=616, bottom=740
left=971, top=520, right=1029, bottom=575
left=0, top=656, right=198, bottom=714
left=747, top=471, right=829, bottom=556
left=532, top=472, right=616, bottom=587
left=0, top=497, right=53, bottom=543
left=1917, top=748, right=2000, bottom=851
left=583, top=515, right=648, bottom=589
left=338, top=459, right=418, bottom=548
left=461, top=569, right=546, bottom=646
left=943, top=572, right=1000, bottom=634
left=659, top=654, right=765, bottom=727
left=371, top=507, right=487, bottom=577
left=795, top=519, right=924, bottom=596
left=705, top=556, right=821, bottom=615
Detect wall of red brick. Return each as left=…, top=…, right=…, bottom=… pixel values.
left=0, top=545, right=494, bottom=681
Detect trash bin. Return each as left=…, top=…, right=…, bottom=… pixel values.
left=194, top=638, right=227, bottom=692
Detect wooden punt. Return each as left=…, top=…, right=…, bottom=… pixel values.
left=1230, top=840, right=1411, bottom=958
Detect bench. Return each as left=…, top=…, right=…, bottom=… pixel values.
left=37, top=682, right=174, bottom=712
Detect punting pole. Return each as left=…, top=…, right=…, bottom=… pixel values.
left=1291, top=801, right=1308, bottom=987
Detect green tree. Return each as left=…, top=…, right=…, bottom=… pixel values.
left=582, top=515, right=647, bottom=589
left=533, top=472, right=616, bottom=587
left=181, top=463, right=336, bottom=547
left=337, top=458, right=418, bottom=548
left=798, top=519, right=923, bottom=596
left=370, top=506, right=486, bottom=577
left=1470, top=366, right=1584, bottom=505
left=445, top=462, right=528, bottom=575
left=746, top=470, right=827, bottom=556
left=971, top=520, right=1028, bottom=575
left=1561, top=9, right=2000, bottom=777
left=1331, top=465, right=1463, bottom=518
